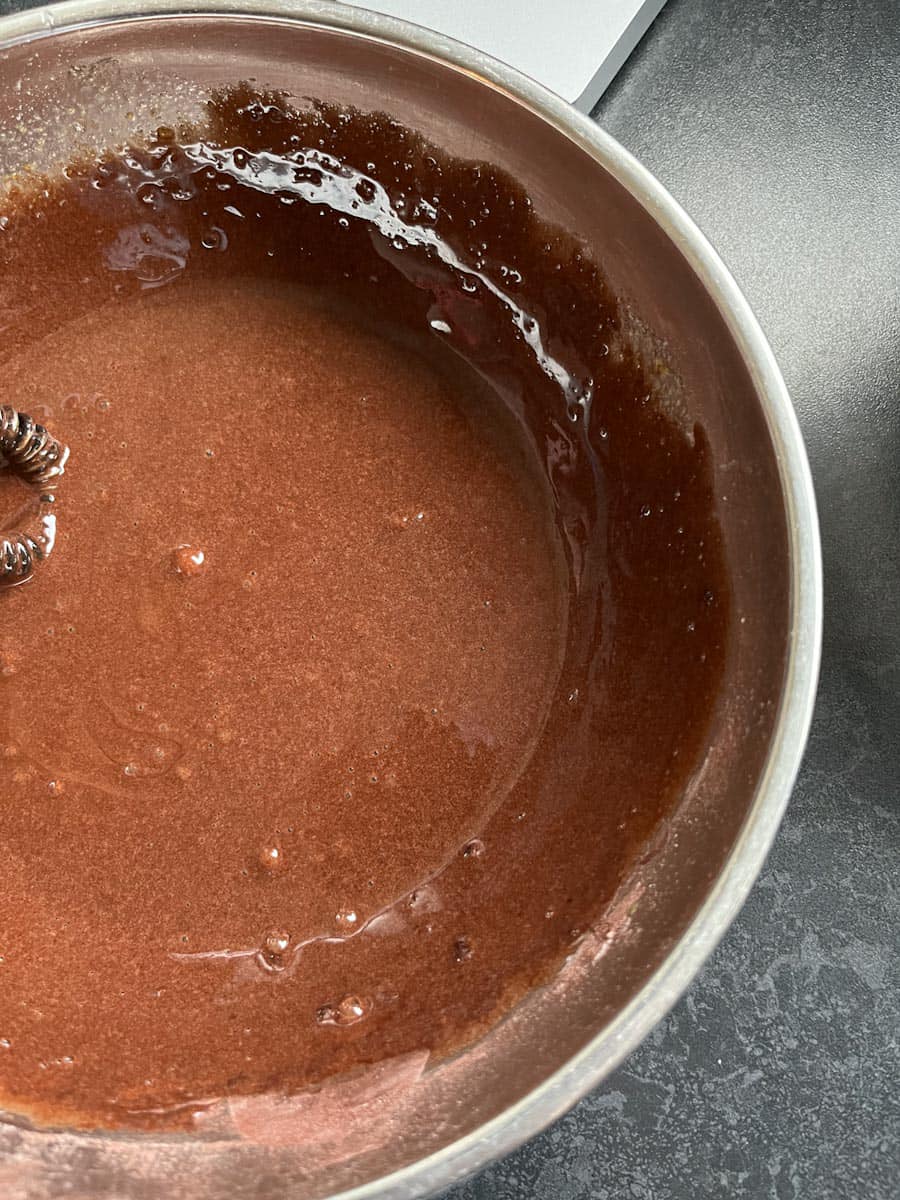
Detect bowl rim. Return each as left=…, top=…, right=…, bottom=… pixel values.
left=0, top=2, right=823, bottom=1196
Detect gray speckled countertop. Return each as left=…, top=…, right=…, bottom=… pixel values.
left=0, top=0, right=896, bottom=1196
left=444, top=0, right=900, bottom=1195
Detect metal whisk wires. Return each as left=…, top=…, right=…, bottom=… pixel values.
left=1, top=404, right=69, bottom=588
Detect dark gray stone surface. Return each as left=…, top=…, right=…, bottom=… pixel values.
left=444, top=1, right=900, bottom=1196
left=0, top=0, right=896, bottom=1196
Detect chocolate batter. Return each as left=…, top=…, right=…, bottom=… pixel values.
left=0, top=88, right=730, bottom=1129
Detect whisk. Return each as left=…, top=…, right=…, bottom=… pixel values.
left=1, top=405, right=69, bottom=587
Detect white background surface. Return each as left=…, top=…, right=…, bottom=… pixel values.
left=339, top=0, right=667, bottom=109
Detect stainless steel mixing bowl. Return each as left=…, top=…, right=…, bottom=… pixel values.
left=0, top=3, right=822, bottom=1196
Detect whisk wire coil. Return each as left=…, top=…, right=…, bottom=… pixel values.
left=1, top=404, right=68, bottom=588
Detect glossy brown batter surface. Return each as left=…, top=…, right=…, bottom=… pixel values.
left=0, top=89, right=730, bottom=1129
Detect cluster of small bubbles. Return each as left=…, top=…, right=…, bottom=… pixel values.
left=687, top=621, right=696, bottom=633
left=315, top=994, right=369, bottom=1028
left=240, top=100, right=279, bottom=122
left=258, top=843, right=284, bottom=873
left=454, top=936, right=473, bottom=963
left=90, top=161, right=117, bottom=190
left=544, top=908, right=555, bottom=920
left=571, top=379, right=594, bottom=413
left=568, top=688, right=580, bottom=705
left=335, top=909, right=358, bottom=930
left=703, top=589, right=715, bottom=605
left=389, top=509, right=426, bottom=530
left=462, top=838, right=485, bottom=859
